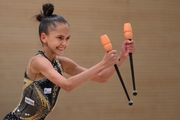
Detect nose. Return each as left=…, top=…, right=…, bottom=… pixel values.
left=61, top=40, right=68, bottom=46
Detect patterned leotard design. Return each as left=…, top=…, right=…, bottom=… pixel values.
left=12, top=51, right=62, bottom=119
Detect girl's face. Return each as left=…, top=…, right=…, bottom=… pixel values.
left=42, top=23, right=70, bottom=56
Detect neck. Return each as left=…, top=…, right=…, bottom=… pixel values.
left=41, top=48, right=56, bottom=63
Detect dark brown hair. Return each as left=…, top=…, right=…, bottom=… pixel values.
left=35, top=3, right=69, bottom=37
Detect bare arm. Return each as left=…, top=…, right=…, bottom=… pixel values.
left=62, top=40, right=135, bottom=83
left=92, top=40, right=136, bottom=83
left=61, top=52, right=127, bottom=83
left=30, top=50, right=117, bottom=92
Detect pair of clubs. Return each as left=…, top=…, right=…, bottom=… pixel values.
left=100, top=23, right=137, bottom=106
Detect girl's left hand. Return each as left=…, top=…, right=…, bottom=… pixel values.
left=121, top=40, right=136, bottom=58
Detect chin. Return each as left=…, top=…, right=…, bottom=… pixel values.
left=56, top=51, right=64, bottom=56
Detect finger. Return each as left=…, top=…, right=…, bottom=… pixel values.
left=127, top=48, right=135, bottom=54
left=125, top=40, right=134, bottom=45
left=108, top=50, right=117, bottom=54
left=127, top=45, right=135, bottom=49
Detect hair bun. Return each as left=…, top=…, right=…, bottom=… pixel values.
left=43, top=3, right=54, bottom=16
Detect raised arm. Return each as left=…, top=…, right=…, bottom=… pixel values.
left=62, top=40, right=135, bottom=83
left=30, top=50, right=118, bottom=92
left=92, top=40, right=135, bottom=83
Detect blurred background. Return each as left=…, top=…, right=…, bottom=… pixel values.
left=0, top=0, right=180, bottom=119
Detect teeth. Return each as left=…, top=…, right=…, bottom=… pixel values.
left=57, top=48, right=63, bottom=51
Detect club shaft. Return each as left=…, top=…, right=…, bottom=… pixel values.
left=129, top=53, right=136, bottom=91
left=128, top=39, right=136, bottom=92
left=114, top=64, right=131, bottom=101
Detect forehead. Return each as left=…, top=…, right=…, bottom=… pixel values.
left=49, top=23, right=70, bottom=36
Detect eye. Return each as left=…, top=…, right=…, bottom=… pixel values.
left=57, top=36, right=64, bottom=40
left=66, top=36, right=70, bottom=40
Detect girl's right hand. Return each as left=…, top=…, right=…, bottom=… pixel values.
left=101, top=50, right=117, bottom=68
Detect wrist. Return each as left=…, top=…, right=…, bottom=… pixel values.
left=119, top=51, right=127, bottom=61
left=116, top=52, right=127, bottom=66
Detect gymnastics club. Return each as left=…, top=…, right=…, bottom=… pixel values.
left=124, top=23, right=137, bottom=96
left=100, top=34, right=133, bottom=106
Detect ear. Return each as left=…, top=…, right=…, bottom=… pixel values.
left=40, top=33, right=47, bottom=43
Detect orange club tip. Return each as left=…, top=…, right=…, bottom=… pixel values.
left=100, top=34, right=110, bottom=46
left=124, top=32, right=133, bottom=40
left=124, top=23, right=132, bottom=33
left=103, top=43, right=112, bottom=52
left=100, top=34, right=112, bottom=52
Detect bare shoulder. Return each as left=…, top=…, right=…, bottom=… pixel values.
left=31, top=55, right=50, bottom=65
left=30, top=55, right=53, bottom=74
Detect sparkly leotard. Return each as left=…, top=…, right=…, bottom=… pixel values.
left=4, top=51, right=62, bottom=120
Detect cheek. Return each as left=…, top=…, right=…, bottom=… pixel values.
left=66, top=41, right=70, bottom=47
left=47, top=39, right=58, bottom=48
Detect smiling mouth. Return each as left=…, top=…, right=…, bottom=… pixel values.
left=57, top=47, right=64, bottom=51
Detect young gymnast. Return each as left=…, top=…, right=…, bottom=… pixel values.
left=4, top=3, right=135, bottom=120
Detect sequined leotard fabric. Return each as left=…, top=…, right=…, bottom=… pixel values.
left=4, top=51, right=62, bottom=120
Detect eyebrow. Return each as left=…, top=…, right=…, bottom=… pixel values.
left=56, top=35, right=71, bottom=38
